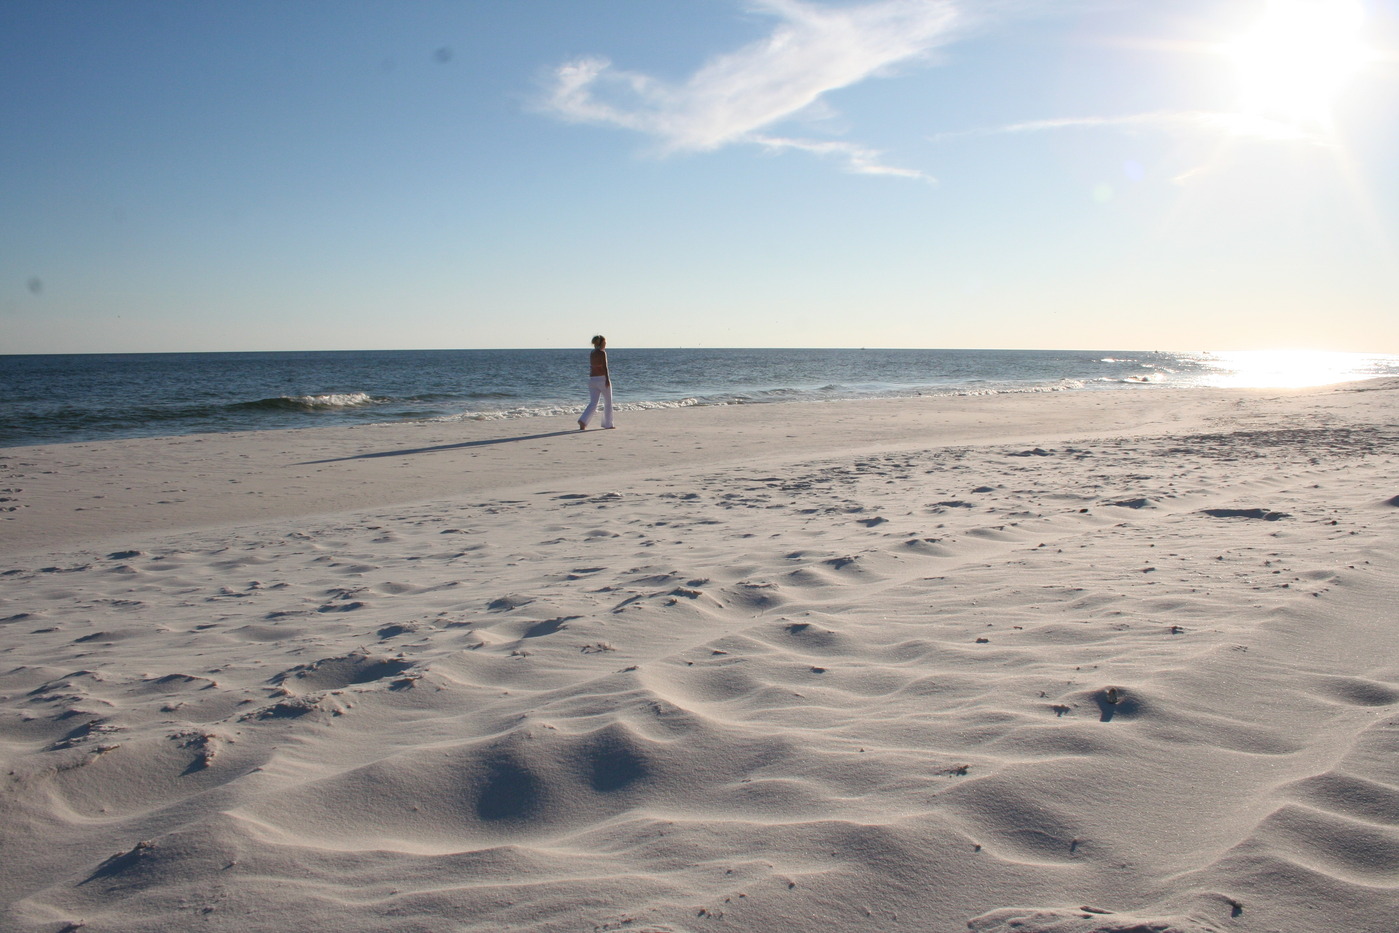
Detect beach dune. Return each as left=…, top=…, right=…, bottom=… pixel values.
left=2, top=382, right=1397, bottom=933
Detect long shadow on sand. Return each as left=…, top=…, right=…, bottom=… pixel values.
left=298, top=430, right=582, bottom=464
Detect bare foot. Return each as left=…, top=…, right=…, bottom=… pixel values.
left=577, top=421, right=586, bottom=431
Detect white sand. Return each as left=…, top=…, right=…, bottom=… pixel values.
left=2, top=382, right=1397, bottom=933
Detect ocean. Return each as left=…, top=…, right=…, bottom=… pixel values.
left=3, top=347, right=1397, bottom=448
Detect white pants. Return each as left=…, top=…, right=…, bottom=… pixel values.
left=580, top=376, right=614, bottom=428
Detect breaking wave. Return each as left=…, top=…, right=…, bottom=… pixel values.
left=237, top=393, right=381, bottom=412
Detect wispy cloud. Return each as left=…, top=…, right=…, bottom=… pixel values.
left=931, top=110, right=1334, bottom=148
left=929, top=108, right=1335, bottom=185
left=542, top=1, right=1327, bottom=183
left=542, top=0, right=964, bottom=179
left=753, top=134, right=935, bottom=180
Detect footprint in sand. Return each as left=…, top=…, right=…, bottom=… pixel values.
left=270, top=652, right=414, bottom=693
left=487, top=594, right=534, bottom=612
left=521, top=617, right=575, bottom=638
left=1201, top=507, right=1290, bottom=521
left=316, top=601, right=364, bottom=613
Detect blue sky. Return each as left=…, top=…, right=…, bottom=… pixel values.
left=3, top=0, right=1397, bottom=353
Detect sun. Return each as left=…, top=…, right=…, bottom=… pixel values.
left=1226, top=0, right=1373, bottom=129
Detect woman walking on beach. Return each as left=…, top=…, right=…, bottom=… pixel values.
left=578, top=335, right=614, bottom=430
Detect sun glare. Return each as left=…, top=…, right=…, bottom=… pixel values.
left=1202, top=349, right=1386, bottom=388
left=1226, top=0, right=1372, bottom=129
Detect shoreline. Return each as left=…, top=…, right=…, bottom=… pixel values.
left=2, top=380, right=1397, bottom=932
left=2, top=382, right=1380, bottom=556
left=9, top=346, right=1399, bottom=452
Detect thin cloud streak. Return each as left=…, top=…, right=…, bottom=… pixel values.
left=930, top=110, right=1334, bottom=146
left=753, top=135, right=935, bottom=180
left=930, top=109, right=1337, bottom=187
left=542, top=0, right=963, bottom=178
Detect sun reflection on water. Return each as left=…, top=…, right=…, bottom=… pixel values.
left=1197, top=349, right=1397, bottom=388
